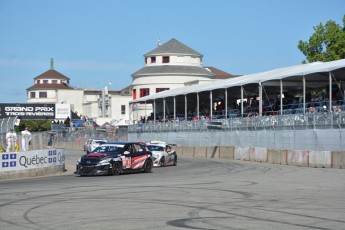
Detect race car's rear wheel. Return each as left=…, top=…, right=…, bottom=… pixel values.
left=160, top=157, right=166, bottom=167
left=112, top=162, right=122, bottom=175
left=144, top=159, right=153, bottom=173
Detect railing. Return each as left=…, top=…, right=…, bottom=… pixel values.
left=129, top=112, right=345, bottom=133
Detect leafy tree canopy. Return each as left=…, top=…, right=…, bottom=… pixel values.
left=298, top=15, right=345, bottom=63
left=15, top=120, right=52, bottom=132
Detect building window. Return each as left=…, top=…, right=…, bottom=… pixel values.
left=30, top=92, right=35, bottom=98
left=121, top=105, right=126, bottom=115
left=52, top=80, right=57, bottom=84
left=39, top=91, right=47, bottom=98
left=36, top=80, right=40, bottom=84
left=140, top=88, right=149, bottom=97
left=132, top=89, right=136, bottom=100
left=145, top=57, right=147, bottom=64
left=156, top=88, right=170, bottom=93
left=43, top=80, right=48, bottom=84
left=151, top=57, right=156, bottom=63
left=162, top=56, right=170, bottom=63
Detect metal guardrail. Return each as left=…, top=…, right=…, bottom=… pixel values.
left=129, top=112, right=345, bottom=133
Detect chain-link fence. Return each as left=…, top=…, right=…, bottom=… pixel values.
left=128, top=112, right=345, bottom=133
left=0, top=124, right=128, bottom=152
left=0, top=117, right=17, bottom=150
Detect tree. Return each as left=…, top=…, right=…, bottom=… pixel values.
left=15, top=120, right=52, bottom=132
left=298, top=15, right=345, bottom=63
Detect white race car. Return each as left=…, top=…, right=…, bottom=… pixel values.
left=146, top=141, right=177, bottom=167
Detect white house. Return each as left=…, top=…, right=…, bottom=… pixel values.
left=26, top=39, right=235, bottom=125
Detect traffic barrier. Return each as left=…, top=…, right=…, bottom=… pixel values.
left=182, top=147, right=194, bottom=158
left=249, top=147, right=267, bottom=163
left=175, top=146, right=183, bottom=157
left=287, top=150, right=309, bottom=167
left=309, top=151, right=332, bottom=168
left=267, top=149, right=287, bottom=165
left=331, top=151, right=345, bottom=169
left=206, top=146, right=219, bottom=158
left=0, top=148, right=65, bottom=180
left=174, top=146, right=345, bottom=169
left=219, top=146, right=234, bottom=159
left=55, top=141, right=84, bottom=151
left=234, top=146, right=250, bottom=161
left=194, top=147, right=207, bottom=158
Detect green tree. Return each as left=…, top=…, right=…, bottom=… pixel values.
left=298, top=15, right=345, bottom=63
left=15, top=120, right=53, bottom=132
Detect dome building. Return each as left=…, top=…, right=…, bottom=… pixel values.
left=130, top=38, right=235, bottom=121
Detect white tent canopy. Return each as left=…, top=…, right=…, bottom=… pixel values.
left=130, top=59, right=345, bottom=104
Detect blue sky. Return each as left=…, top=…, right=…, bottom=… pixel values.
left=0, top=0, right=344, bottom=103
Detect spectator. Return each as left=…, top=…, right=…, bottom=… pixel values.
left=64, top=116, right=71, bottom=127
left=6, top=129, right=17, bottom=152
left=308, top=106, right=316, bottom=114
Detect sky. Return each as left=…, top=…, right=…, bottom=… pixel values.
left=0, top=0, right=344, bottom=103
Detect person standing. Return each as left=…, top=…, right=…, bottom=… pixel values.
left=6, top=129, right=17, bottom=152
left=21, top=126, right=32, bottom=151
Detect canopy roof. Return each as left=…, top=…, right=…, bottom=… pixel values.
left=130, top=59, right=345, bottom=103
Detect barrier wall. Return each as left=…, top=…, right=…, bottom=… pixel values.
left=177, top=146, right=345, bottom=169
left=0, top=148, right=65, bottom=180
left=267, top=149, right=287, bottom=165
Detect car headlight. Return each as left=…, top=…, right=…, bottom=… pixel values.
left=77, top=156, right=81, bottom=164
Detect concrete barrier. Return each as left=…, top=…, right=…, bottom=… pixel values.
left=309, top=151, right=332, bottom=168
left=206, top=146, right=220, bottom=159
left=331, top=151, right=345, bottom=169
left=182, top=147, right=194, bottom=158
left=175, top=146, right=183, bottom=157
left=249, top=147, right=267, bottom=163
left=0, top=148, right=65, bottom=180
left=219, top=146, right=234, bottom=159
left=287, top=150, right=309, bottom=167
left=267, top=149, right=287, bottom=165
left=194, top=147, right=207, bottom=158
left=234, top=146, right=250, bottom=161
left=55, top=141, right=84, bottom=151
left=0, top=165, right=65, bottom=180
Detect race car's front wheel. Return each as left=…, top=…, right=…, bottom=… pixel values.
left=144, top=159, right=153, bottom=173
left=173, top=155, right=177, bottom=166
left=112, top=162, right=122, bottom=175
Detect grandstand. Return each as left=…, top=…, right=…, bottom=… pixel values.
left=128, top=59, right=345, bottom=152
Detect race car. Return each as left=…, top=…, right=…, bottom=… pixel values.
left=75, top=142, right=153, bottom=176
left=146, top=141, right=177, bottom=167
left=85, top=138, right=107, bottom=153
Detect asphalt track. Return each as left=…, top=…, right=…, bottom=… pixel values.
left=0, top=150, right=345, bottom=230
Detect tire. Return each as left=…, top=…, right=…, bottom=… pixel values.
left=160, top=157, right=166, bottom=167
left=111, top=162, right=122, bottom=175
left=144, top=159, right=153, bottom=173
left=173, top=155, right=177, bottom=166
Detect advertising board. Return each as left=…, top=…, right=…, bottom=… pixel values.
left=0, top=103, right=70, bottom=120
left=1, top=149, right=65, bottom=172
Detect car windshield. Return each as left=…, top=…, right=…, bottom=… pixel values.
left=94, top=140, right=106, bottom=144
left=147, top=145, right=165, bottom=151
left=92, top=145, right=124, bottom=154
